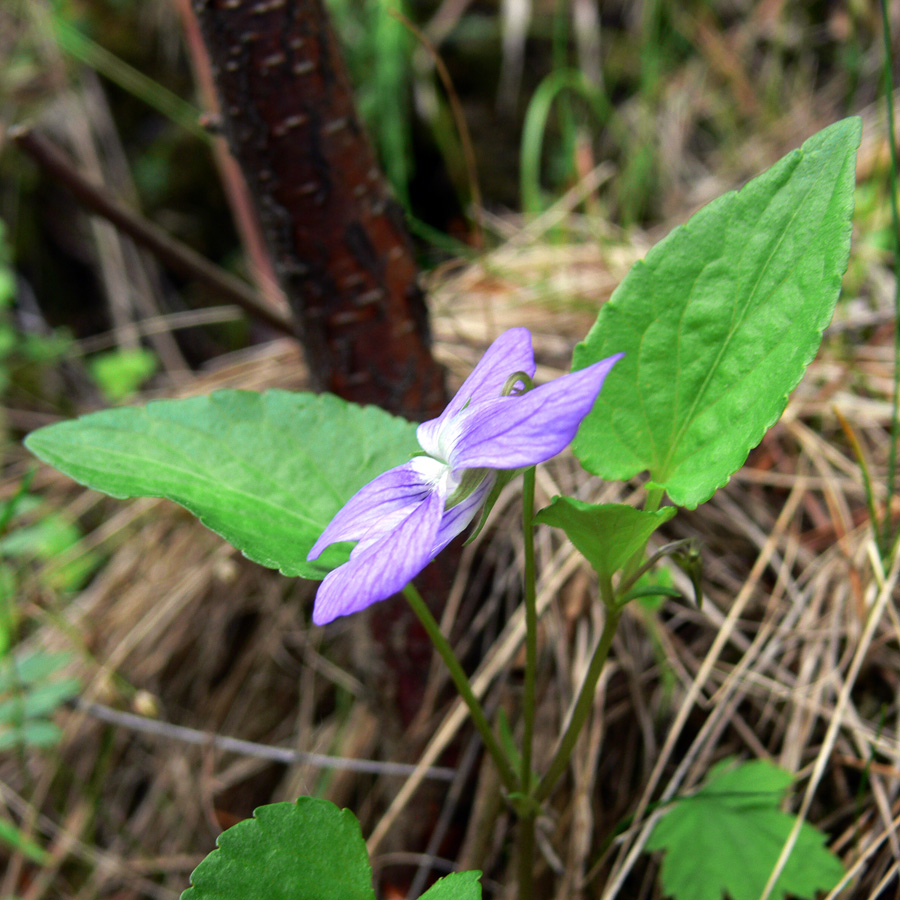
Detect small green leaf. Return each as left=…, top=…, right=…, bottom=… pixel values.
left=419, top=871, right=483, bottom=900
left=0, top=649, right=80, bottom=751
left=0, top=677, right=80, bottom=722
left=647, top=759, right=844, bottom=900
left=573, top=118, right=861, bottom=508
left=535, top=498, right=676, bottom=580
left=0, top=718, right=62, bottom=750
left=25, top=391, right=419, bottom=581
left=0, top=816, right=50, bottom=865
left=88, top=347, right=158, bottom=402
left=624, top=583, right=682, bottom=605
left=497, top=708, right=522, bottom=774
left=182, top=798, right=376, bottom=900
left=0, top=512, right=101, bottom=591
left=0, top=651, right=72, bottom=691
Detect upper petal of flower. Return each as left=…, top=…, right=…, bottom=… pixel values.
left=307, top=459, right=441, bottom=561
left=312, top=486, right=445, bottom=625
left=448, top=353, right=623, bottom=469
left=417, top=328, right=536, bottom=458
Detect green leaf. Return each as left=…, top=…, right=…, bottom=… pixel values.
left=0, top=651, right=71, bottom=691
left=646, top=759, right=844, bottom=900
left=88, top=347, right=158, bottom=402
left=0, top=649, right=80, bottom=750
left=419, top=871, right=483, bottom=900
left=25, top=391, right=419, bottom=580
left=0, top=512, right=101, bottom=591
left=0, top=718, right=62, bottom=750
left=535, top=498, right=676, bottom=580
left=0, top=815, right=50, bottom=865
left=0, top=677, right=80, bottom=722
left=573, top=118, right=861, bottom=508
left=182, top=798, right=376, bottom=900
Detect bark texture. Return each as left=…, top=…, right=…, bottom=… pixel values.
left=192, top=0, right=446, bottom=420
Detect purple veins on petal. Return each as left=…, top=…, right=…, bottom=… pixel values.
left=450, top=353, right=624, bottom=469
left=307, top=329, right=623, bottom=625
left=312, top=486, right=445, bottom=625
left=307, top=461, right=437, bottom=560
left=417, top=327, right=535, bottom=458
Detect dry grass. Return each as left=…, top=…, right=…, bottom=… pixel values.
left=3, top=1, right=900, bottom=898
left=5, top=215, right=900, bottom=898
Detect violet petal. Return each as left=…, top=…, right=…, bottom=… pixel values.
left=307, top=460, right=437, bottom=561
left=312, top=486, right=445, bottom=625
left=417, top=328, right=535, bottom=458
left=449, top=354, right=623, bottom=469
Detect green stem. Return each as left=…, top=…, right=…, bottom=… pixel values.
left=534, top=603, right=622, bottom=803
left=617, top=538, right=695, bottom=599
left=517, top=810, right=537, bottom=900
left=402, top=584, right=518, bottom=792
left=881, top=0, right=900, bottom=554
left=644, top=485, right=664, bottom=514
left=619, top=484, right=665, bottom=588
left=516, top=467, right=539, bottom=900
left=520, top=467, right=538, bottom=796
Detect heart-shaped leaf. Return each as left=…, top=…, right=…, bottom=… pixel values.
left=25, top=391, right=418, bottom=580
left=182, top=798, right=375, bottom=900
left=573, top=118, right=861, bottom=507
left=535, top=498, right=675, bottom=580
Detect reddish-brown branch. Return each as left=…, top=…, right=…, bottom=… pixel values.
left=191, top=0, right=447, bottom=421
left=10, top=125, right=295, bottom=336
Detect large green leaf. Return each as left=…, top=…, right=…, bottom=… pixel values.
left=646, top=760, right=844, bottom=900
left=182, top=798, right=375, bottom=900
left=573, top=118, right=861, bottom=508
left=419, top=872, right=482, bottom=900
left=534, top=498, right=675, bottom=580
left=24, top=391, right=419, bottom=580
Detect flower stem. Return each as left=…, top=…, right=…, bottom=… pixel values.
left=518, top=466, right=539, bottom=900
left=517, top=810, right=537, bottom=900
left=644, top=485, right=664, bottom=513
left=533, top=602, right=622, bottom=803
left=520, top=466, right=538, bottom=795
left=402, top=583, right=518, bottom=792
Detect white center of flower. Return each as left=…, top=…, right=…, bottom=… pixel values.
left=410, top=453, right=460, bottom=498
left=435, top=410, right=467, bottom=465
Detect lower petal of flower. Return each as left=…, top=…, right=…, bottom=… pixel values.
left=307, top=461, right=436, bottom=561
left=312, top=485, right=445, bottom=625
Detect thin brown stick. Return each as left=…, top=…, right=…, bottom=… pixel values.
left=9, top=125, right=295, bottom=337
left=74, top=698, right=456, bottom=781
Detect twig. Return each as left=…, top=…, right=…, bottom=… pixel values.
left=9, top=125, right=295, bottom=337
left=73, top=698, right=456, bottom=782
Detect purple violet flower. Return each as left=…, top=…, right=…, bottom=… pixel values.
left=307, top=328, right=622, bottom=625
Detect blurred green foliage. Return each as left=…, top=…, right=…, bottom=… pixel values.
left=88, top=346, right=158, bottom=402
left=0, top=220, right=72, bottom=404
